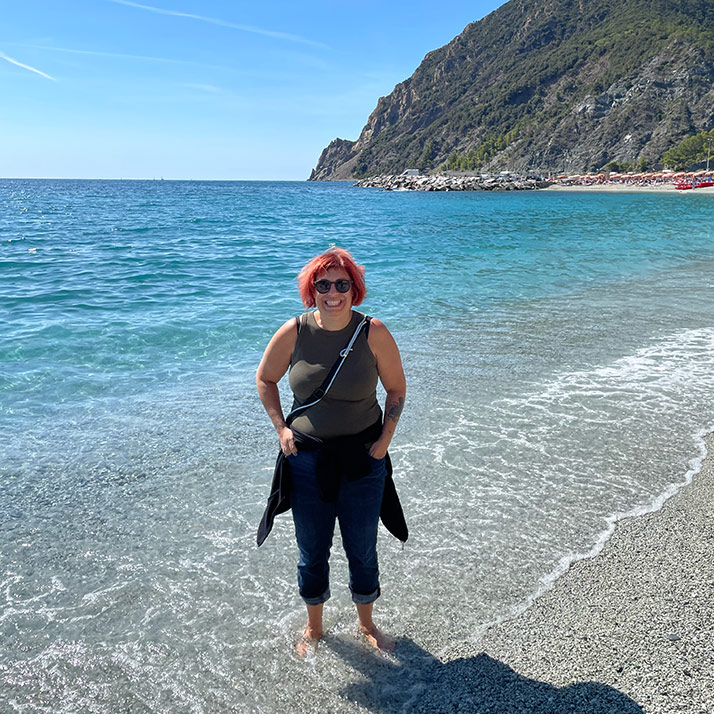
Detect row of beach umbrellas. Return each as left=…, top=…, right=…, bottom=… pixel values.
left=557, top=170, right=713, bottom=180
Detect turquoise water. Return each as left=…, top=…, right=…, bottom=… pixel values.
left=3, top=179, right=714, bottom=712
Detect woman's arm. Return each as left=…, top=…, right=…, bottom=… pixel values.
left=367, top=318, right=406, bottom=459
left=256, top=318, right=299, bottom=456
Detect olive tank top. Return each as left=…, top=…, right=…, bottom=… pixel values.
left=288, top=310, right=382, bottom=438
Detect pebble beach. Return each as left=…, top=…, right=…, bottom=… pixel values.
left=412, top=433, right=714, bottom=714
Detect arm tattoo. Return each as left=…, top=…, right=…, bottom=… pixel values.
left=386, top=397, right=404, bottom=424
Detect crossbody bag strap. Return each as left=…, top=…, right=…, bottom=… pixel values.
left=286, top=315, right=371, bottom=426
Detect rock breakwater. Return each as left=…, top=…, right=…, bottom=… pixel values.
left=354, top=174, right=550, bottom=191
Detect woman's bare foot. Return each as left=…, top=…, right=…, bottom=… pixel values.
left=355, top=602, right=394, bottom=653
left=296, top=603, right=324, bottom=657
left=359, top=623, right=396, bottom=653
left=296, top=625, right=322, bottom=658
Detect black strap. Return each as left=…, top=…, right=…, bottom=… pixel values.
left=286, top=315, right=371, bottom=426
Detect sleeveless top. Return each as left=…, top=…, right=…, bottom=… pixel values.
left=288, top=310, right=382, bottom=438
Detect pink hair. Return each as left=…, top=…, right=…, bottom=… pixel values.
left=297, top=247, right=367, bottom=307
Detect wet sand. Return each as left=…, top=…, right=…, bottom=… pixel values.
left=414, top=433, right=714, bottom=713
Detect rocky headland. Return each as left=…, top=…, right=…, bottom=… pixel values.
left=310, top=0, right=714, bottom=181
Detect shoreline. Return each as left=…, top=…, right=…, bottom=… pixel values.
left=546, top=183, right=714, bottom=194
left=414, top=431, right=714, bottom=713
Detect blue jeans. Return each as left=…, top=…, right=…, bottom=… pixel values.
left=288, top=448, right=386, bottom=606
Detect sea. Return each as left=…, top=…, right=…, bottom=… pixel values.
left=2, top=178, right=714, bottom=713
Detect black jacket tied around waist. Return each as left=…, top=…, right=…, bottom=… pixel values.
left=256, top=419, right=408, bottom=546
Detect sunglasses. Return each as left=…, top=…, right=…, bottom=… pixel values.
left=314, top=279, right=353, bottom=294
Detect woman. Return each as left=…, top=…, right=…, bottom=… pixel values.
left=256, top=247, right=406, bottom=653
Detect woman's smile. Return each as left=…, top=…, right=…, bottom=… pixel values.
left=314, top=268, right=353, bottom=324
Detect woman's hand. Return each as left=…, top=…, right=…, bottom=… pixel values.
left=279, top=426, right=298, bottom=456
left=368, top=438, right=389, bottom=460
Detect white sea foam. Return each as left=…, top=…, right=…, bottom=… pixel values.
left=477, top=425, right=712, bottom=637
left=415, top=328, right=714, bottom=653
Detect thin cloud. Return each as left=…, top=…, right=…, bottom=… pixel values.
left=21, top=43, right=232, bottom=71
left=107, top=0, right=328, bottom=49
left=0, top=51, right=55, bottom=80
left=14, top=43, right=326, bottom=81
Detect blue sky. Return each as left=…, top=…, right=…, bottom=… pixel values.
left=1, top=0, right=502, bottom=179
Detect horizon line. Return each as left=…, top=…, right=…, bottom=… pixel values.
left=0, top=176, right=324, bottom=182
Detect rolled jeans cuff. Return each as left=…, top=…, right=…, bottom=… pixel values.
left=351, top=586, right=380, bottom=605
left=301, top=588, right=331, bottom=606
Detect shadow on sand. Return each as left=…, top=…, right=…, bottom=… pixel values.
left=326, top=636, right=643, bottom=714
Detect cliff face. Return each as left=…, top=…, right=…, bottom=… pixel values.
left=310, top=0, right=714, bottom=179
left=308, top=138, right=357, bottom=181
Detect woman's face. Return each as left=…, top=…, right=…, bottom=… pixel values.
left=314, top=267, right=353, bottom=319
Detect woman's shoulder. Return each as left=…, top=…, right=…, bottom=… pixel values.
left=364, top=316, right=395, bottom=349
left=281, top=315, right=301, bottom=331
left=272, top=316, right=300, bottom=344
left=258, top=317, right=299, bottom=373
left=363, top=315, right=387, bottom=332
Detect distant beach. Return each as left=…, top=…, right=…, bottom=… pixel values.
left=547, top=171, right=714, bottom=193
left=547, top=183, right=714, bottom=193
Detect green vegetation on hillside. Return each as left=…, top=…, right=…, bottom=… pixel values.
left=445, top=128, right=520, bottom=171
left=314, top=0, right=714, bottom=179
left=662, top=128, right=714, bottom=169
